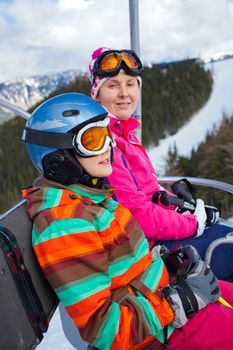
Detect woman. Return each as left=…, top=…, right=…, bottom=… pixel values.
left=22, top=93, right=233, bottom=349
left=87, top=47, right=233, bottom=281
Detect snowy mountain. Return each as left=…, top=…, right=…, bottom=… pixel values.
left=204, top=52, right=233, bottom=63
left=0, top=69, right=82, bottom=122
left=147, top=57, right=233, bottom=175
left=37, top=57, right=233, bottom=350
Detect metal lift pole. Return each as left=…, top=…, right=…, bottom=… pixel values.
left=129, top=0, right=142, bottom=142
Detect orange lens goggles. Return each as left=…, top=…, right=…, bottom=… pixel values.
left=99, top=52, right=138, bottom=71
left=81, top=125, right=113, bottom=151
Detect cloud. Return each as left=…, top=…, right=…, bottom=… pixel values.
left=58, top=0, right=94, bottom=11
left=0, top=0, right=233, bottom=82
left=140, top=0, right=233, bottom=62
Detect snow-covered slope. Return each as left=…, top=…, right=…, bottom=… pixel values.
left=36, top=57, right=233, bottom=350
left=0, top=69, right=82, bottom=122
left=37, top=309, right=75, bottom=349
left=147, top=58, right=233, bottom=175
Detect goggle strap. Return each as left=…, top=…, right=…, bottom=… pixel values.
left=24, top=127, right=74, bottom=149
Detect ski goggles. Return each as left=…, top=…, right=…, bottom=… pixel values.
left=73, top=118, right=115, bottom=157
left=92, top=50, right=143, bottom=82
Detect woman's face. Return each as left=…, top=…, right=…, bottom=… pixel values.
left=76, top=147, right=112, bottom=178
left=96, top=71, right=140, bottom=120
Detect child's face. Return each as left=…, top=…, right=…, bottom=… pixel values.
left=76, top=147, right=112, bottom=178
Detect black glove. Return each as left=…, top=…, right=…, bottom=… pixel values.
left=205, top=205, right=220, bottom=227
left=160, top=245, right=201, bottom=276
left=153, top=188, right=220, bottom=230
left=162, top=258, right=221, bottom=328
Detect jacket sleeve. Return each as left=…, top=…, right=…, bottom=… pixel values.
left=32, top=218, right=174, bottom=350
left=108, top=147, right=198, bottom=247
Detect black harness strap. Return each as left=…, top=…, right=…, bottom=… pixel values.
left=177, top=278, right=199, bottom=317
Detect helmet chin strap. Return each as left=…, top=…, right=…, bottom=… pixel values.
left=79, top=174, right=104, bottom=188
left=72, top=153, right=102, bottom=188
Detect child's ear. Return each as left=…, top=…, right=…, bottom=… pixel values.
left=96, top=91, right=101, bottom=103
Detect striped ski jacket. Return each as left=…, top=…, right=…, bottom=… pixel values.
left=23, top=177, right=174, bottom=350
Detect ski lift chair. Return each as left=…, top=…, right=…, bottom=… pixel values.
left=59, top=176, right=233, bottom=350
left=1, top=99, right=232, bottom=350
left=0, top=177, right=232, bottom=350
left=158, top=176, right=233, bottom=228
left=0, top=199, right=93, bottom=350
left=0, top=200, right=59, bottom=350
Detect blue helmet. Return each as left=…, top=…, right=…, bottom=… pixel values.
left=23, top=93, right=108, bottom=184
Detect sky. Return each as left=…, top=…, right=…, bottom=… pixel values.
left=1, top=0, right=233, bottom=82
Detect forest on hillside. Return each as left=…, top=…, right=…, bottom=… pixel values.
left=165, top=114, right=233, bottom=218
left=142, top=60, right=213, bottom=146
left=0, top=59, right=219, bottom=213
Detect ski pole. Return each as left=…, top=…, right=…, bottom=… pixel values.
left=156, top=191, right=196, bottom=211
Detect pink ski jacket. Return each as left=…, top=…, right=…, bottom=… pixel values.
left=107, top=116, right=198, bottom=248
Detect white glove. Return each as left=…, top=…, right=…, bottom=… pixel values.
left=194, top=199, right=207, bottom=237
left=205, top=205, right=220, bottom=227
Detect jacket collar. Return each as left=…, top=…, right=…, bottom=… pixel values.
left=66, top=183, right=114, bottom=204
left=22, top=177, right=115, bottom=218
left=109, top=115, right=140, bottom=137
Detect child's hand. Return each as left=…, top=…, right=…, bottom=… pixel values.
left=162, top=262, right=220, bottom=328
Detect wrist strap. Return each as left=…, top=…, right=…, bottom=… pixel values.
left=176, top=278, right=199, bottom=317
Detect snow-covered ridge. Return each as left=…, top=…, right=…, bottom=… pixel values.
left=0, top=69, right=82, bottom=120
left=147, top=57, right=233, bottom=175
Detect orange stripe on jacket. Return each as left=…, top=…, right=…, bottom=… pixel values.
left=111, top=253, right=152, bottom=289
left=34, top=233, right=103, bottom=267
left=66, top=288, right=110, bottom=328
